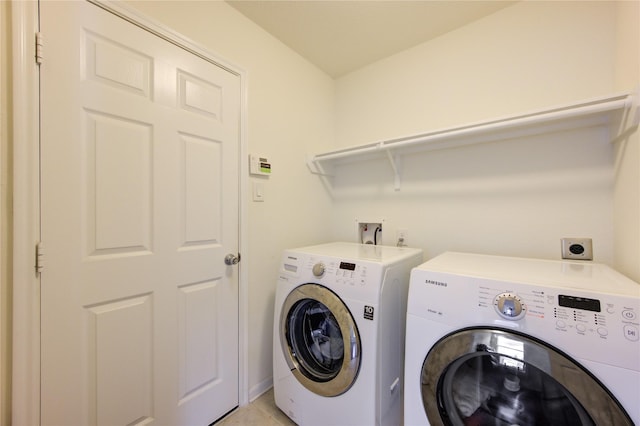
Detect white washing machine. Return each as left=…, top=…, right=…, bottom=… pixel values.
left=404, top=252, right=640, bottom=426
left=273, top=242, right=423, bottom=426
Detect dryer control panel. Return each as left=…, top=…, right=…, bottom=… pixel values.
left=479, top=285, right=639, bottom=345
left=550, top=293, right=638, bottom=342
left=408, top=253, right=640, bottom=370
left=494, top=292, right=527, bottom=320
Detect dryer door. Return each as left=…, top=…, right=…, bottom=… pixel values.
left=420, top=327, right=633, bottom=426
left=280, top=283, right=361, bottom=397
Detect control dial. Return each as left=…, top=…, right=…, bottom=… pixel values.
left=494, top=293, right=527, bottom=320
left=312, top=262, right=326, bottom=277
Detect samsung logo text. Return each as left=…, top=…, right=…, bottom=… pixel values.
left=425, top=279, right=447, bottom=287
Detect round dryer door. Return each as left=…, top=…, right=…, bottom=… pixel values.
left=280, top=283, right=361, bottom=397
left=420, top=328, right=633, bottom=426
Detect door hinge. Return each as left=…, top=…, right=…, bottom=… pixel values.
left=36, top=242, right=45, bottom=274
left=35, top=32, right=43, bottom=65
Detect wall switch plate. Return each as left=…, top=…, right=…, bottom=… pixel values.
left=252, top=181, right=265, bottom=202
left=561, top=238, right=593, bottom=260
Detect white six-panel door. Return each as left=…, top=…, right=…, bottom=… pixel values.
left=40, top=2, right=240, bottom=424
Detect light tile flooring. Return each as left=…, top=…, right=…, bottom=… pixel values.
left=216, top=388, right=297, bottom=426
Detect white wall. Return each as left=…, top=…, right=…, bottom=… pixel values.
left=613, top=0, right=640, bottom=281
left=124, top=1, right=335, bottom=398
left=334, top=1, right=617, bottom=147
left=330, top=1, right=638, bottom=275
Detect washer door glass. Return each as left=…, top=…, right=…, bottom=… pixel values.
left=281, top=284, right=361, bottom=397
left=421, top=328, right=633, bottom=426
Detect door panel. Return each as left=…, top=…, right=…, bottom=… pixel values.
left=88, top=111, right=153, bottom=254
left=40, top=2, right=240, bottom=424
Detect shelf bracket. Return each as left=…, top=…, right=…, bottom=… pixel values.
left=306, top=155, right=333, bottom=177
left=630, top=88, right=640, bottom=127
left=382, top=145, right=401, bottom=191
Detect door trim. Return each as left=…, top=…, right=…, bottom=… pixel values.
left=11, top=1, right=249, bottom=423
left=11, top=2, right=40, bottom=424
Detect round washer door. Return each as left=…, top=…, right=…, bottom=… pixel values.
left=421, top=327, right=633, bottom=426
left=280, top=283, right=361, bottom=397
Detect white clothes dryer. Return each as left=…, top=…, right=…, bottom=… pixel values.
left=404, top=252, right=640, bottom=426
left=273, top=242, right=423, bottom=426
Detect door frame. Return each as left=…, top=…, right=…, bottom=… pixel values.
left=11, top=1, right=249, bottom=423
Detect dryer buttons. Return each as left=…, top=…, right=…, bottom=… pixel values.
left=622, top=309, right=637, bottom=321
left=494, top=293, right=527, bottom=321
left=624, top=325, right=639, bottom=341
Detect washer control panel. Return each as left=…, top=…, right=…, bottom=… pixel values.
left=304, top=258, right=369, bottom=287
left=312, top=262, right=326, bottom=277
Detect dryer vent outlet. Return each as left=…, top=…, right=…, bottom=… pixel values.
left=356, top=220, right=383, bottom=245
left=561, top=238, right=593, bottom=260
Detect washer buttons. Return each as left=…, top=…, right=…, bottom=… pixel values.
left=597, top=327, right=609, bottom=337
left=312, top=263, right=325, bottom=277
left=622, top=310, right=637, bottom=321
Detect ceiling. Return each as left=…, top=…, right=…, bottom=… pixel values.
left=226, top=0, right=517, bottom=78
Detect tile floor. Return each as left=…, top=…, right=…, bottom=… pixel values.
left=216, top=388, right=297, bottom=426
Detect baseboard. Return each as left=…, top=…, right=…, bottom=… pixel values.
left=249, top=377, right=274, bottom=403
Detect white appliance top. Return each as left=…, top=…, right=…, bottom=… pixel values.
left=408, top=251, right=640, bottom=373
left=289, top=242, right=423, bottom=265
left=280, top=243, right=423, bottom=301
left=417, top=252, right=639, bottom=296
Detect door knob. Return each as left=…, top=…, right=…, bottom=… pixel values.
left=224, top=253, right=241, bottom=265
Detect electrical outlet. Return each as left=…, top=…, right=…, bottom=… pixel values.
left=561, top=238, right=593, bottom=260
left=396, top=229, right=408, bottom=246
